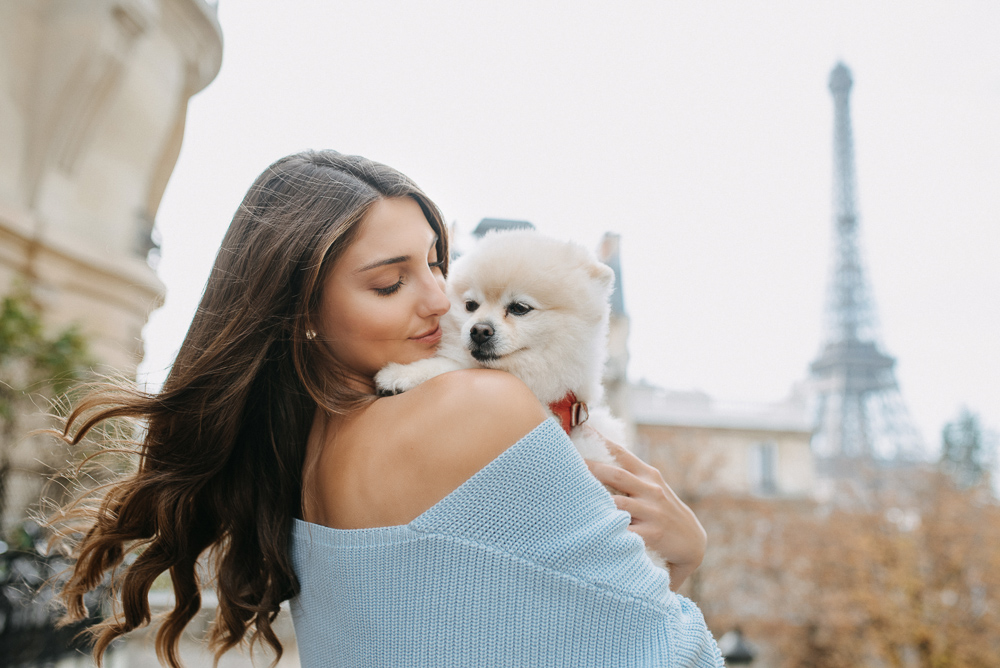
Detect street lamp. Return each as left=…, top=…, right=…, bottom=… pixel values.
left=718, top=627, right=756, bottom=665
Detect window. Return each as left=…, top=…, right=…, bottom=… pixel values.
left=748, top=441, right=778, bottom=495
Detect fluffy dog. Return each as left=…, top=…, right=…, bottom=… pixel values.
left=375, top=229, right=625, bottom=466
left=376, top=230, right=666, bottom=569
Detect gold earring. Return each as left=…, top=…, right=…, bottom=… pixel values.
left=305, top=329, right=316, bottom=340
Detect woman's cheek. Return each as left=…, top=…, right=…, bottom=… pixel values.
left=362, top=300, right=407, bottom=342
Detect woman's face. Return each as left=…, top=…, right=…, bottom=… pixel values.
left=318, top=197, right=450, bottom=390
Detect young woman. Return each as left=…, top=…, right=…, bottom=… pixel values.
left=55, top=150, right=720, bottom=667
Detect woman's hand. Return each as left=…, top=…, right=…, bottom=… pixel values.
left=583, top=427, right=707, bottom=592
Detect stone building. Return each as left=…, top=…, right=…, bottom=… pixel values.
left=631, top=382, right=815, bottom=499
left=0, top=0, right=222, bottom=525
left=0, top=0, right=221, bottom=373
left=596, top=232, right=632, bottom=429
left=0, top=4, right=291, bottom=667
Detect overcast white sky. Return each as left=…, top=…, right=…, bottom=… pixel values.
left=142, top=1, right=1000, bottom=452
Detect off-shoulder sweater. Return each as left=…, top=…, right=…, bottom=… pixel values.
left=289, top=418, right=724, bottom=667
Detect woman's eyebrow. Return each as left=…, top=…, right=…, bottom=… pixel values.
left=355, top=236, right=439, bottom=274
left=355, top=256, right=409, bottom=274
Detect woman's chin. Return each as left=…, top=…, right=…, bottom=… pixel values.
left=378, top=346, right=438, bottom=371
left=408, top=344, right=441, bottom=362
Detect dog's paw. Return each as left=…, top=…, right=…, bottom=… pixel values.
left=374, top=362, right=425, bottom=395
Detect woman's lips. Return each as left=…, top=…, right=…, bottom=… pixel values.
left=411, top=325, right=442, bottom=345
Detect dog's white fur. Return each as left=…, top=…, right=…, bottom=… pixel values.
left=376, top=230, right=666, bottom=570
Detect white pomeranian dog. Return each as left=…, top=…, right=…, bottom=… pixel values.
left=376, top=230, right=666, bottom=569
left=375, top=229, right=626, bottom=468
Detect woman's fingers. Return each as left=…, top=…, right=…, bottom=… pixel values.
left=582, top=425, right=660, bottom=479
left=583, top=432, right=707, bottom=592
left=586, top=459, right=655, bottom=498
left=603, top=438, right=651, bottom=475
left=609, top=493, right=641, bottom=516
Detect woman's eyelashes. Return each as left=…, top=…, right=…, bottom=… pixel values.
left=373, top=260, right=441, bottom=296
left=374, top=277, right=404, bottom=296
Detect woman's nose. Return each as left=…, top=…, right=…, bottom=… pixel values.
left=418, top=272, right=451, bottom=317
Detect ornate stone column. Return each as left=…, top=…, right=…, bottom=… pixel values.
left=0, top=0, right=222, bottom=374
left=0, top=0, right=222, bottom=527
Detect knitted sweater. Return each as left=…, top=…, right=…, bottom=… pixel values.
left=289, top=418, right=724, bottom=667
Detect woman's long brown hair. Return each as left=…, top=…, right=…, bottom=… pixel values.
left=50, top=150, right=449, bottom=667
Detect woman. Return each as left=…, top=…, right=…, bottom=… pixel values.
left=55, top=150, right=720, bottom=667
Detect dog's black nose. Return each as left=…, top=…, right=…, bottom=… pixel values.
left=470, top=323, right=494, bottom=345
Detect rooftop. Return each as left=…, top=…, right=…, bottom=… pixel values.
left=630, top=382, right=814, bottom=433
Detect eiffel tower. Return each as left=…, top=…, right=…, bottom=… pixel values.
left=809, top=62, right=922, bottom=467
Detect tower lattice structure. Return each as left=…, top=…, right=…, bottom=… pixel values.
left=809, top=62, right=922, bottom=466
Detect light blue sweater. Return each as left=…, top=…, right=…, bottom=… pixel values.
left=289, top=418, right=724, bottom=667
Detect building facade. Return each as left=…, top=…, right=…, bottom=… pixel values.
left=0, top=0, right=221, bottom=373
left=630, top=382, right=816, bottom=500
left=1, top=0, right=222, bottom=526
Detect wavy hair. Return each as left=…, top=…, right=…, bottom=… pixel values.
left=50, top=150, right=449, bottom=666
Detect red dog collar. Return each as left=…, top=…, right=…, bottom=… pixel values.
left=548, top=392, right=589, bottom=435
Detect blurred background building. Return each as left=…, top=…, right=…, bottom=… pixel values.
left=0, top=2, right=281, bottom=666
left=0, top=0, right=221, bottom=529
left=0, top=0, right=222, bottom=372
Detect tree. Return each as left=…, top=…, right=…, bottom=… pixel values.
left=940, top=408, right=994, bottom=489
left=687, top=468, right=1000, bottom=668
left=0, top=287, right=90, bottom=532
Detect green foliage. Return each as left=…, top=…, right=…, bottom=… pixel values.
left=0, top=287, right=91, bottom=533
left=0, top=289, right=90, bottom=423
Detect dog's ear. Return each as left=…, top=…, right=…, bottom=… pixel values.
left=587, top=261, right=615, bottom=292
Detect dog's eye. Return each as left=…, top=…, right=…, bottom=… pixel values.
left=507, top=302, right=533, bottom=316
left=465, top=300, right=479, bottom=312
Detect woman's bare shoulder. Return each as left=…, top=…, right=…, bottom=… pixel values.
left=374, top=370, right=549, bottom=516
left=409, top=368, right=543, bottom=415
left=399, top=368, right=547, bottom=453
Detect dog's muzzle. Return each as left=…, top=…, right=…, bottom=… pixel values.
left=470, top=322, right=494, bottom=345
left=469, top=322, right=499, bottom=361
